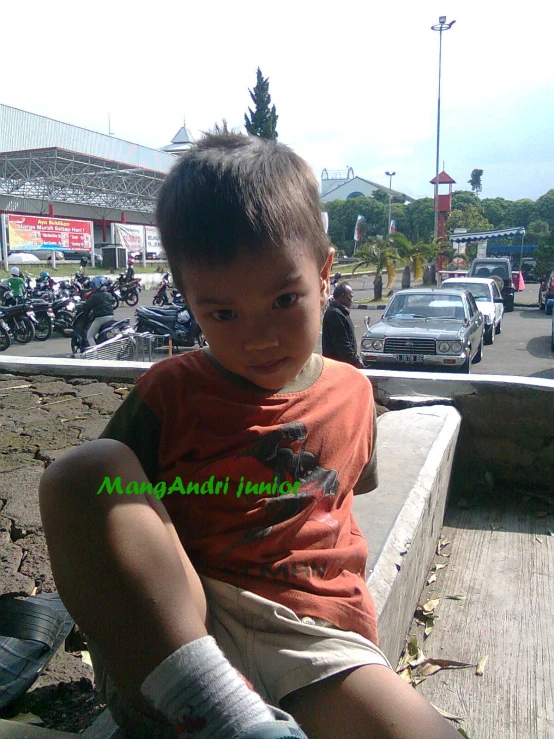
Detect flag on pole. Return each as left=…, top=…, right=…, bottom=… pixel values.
left=389, top=219, right=396, bottom=233
left=353, top=215, right=364, bottom=242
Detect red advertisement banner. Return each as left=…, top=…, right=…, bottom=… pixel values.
left=7, top=214, right=93, bottom=252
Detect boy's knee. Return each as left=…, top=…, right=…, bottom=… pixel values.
left=39, top=439, right=142, bottom=509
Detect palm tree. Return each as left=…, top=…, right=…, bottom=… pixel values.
left=352, top=238, right=398, bottom=291
left=388, top=233, right=437, bottom=281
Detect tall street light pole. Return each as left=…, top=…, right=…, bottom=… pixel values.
left=431, top=15, right=456, bottom=239
left=385, top=171, right=396, bottom=234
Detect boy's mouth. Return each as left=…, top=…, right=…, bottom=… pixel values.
left=250, top=358, right=287, bottom=375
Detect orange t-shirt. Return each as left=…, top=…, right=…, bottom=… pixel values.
left=102, top=350, right=378, bottom=642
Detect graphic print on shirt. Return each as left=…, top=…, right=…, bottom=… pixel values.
left=220, top=421, right=340, bottom=554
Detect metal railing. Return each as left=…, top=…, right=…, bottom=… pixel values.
left=81, top=332, right=170, bottom=362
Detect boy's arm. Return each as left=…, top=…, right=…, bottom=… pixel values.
left=353, top=405, right=378, bottom=495
left=99, top=386, right=162, bottom=481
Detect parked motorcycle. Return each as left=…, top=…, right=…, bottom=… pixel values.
left=135, top=304, right=206, bottom=347
left=52, top=296, right=79, bottom=337
left=117, top=275, right=142, bottom=306
left=0, top=303, right=37, bottom=343
left=22, top=299, right=55, bottom=341
left=0, top=316, right=11, bottom=351
left=70, top=303, right=133, bottom=355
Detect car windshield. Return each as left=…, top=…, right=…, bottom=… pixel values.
left=385, top=293, right=466, bottom=320
left=471, top=262, right=509, bottom=279
left=446, top=282, right=491, bottom=301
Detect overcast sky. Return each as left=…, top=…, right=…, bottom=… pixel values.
left=2, top=1, right=553, bottom=202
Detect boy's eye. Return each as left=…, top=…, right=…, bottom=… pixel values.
left=274, top=293, right=298, bottom=309
left=211, top=309, right=235, bottom=322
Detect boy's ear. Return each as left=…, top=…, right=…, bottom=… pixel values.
left=320, top=248, right=335, bottom=304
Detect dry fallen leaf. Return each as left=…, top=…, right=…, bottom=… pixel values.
left=80, top=650, right=93, bottom=668
left=436, top=538, right=451, bottom=555
left=424, top=617, right=435, bottom=638
left=398, top=666, right=413, bottom=683
left=408, top=647, right=427, bottom=669
left=427, top=573, right=437, bottom=585
left=445, top=595, right=466, bottom=601
left=434, top=563, right=448, bottom=572
left=419, top=658, right=474, bottom=672
left=476, top=655, right=489, bottom=676
left=422, top=598, right=441, bottom=616
left=430, top=703, right=464, bottom=723
left=419, top=662, right=443, bottom=677
left=458, top=729, right=471, bottom=738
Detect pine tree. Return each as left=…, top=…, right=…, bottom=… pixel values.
left=244, top=67, right=278, bottom=140
left=468, top=169, right=484, bottom=197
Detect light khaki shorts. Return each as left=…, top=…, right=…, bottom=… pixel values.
left=90, top=576, right=391, bottom=737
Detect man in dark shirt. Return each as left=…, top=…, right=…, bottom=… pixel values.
left=83, top=277, right=115, bottom=346
left=322, top=283, right=364, bottom=368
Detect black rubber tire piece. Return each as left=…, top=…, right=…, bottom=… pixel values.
left=12, top=316, right=35, bottom=344
left=472, top=340, right=483, bottom=364
left=152, top=296, right=165, bottom=306
left=124, top=290, right=139, bottom=307
left=484, top=325, right=494, bottom=346
left=110, top=292, right=120, bottom=310
left=495, top=319, right=502, bottom=335
left=34, top=314, right=53, bottom=341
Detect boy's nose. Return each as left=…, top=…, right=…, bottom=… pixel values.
left=243, top=317, right=279, bottom=352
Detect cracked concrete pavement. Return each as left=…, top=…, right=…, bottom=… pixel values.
left=0, top=371, right=132, bottom=715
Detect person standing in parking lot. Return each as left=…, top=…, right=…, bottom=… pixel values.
left=322, top=283, right=365, bottom=368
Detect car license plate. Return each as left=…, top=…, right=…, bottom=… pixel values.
left=396, top=354, right=424, bottom=363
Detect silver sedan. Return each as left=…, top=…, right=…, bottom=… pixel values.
left=361, top=288, right=485, bottom=373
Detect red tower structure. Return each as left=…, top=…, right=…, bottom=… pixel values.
left=430, top=170, right=456, bottom=272
left=429, top=170, right=456, bottom=239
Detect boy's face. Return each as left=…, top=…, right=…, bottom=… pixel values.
left=177, top=244, right=334, bottom=390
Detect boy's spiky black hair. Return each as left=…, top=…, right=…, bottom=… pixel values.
left=156, top=129, right=330, bottom=272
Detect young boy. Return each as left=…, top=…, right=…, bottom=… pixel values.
left=39, top=132, right=460, bottom=739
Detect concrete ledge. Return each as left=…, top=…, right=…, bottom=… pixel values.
left=0, top=719, right=78, bottom=738
left=353, top=405, right=461, bottom=665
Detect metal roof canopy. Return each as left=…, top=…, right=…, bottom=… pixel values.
left=0, top=147, right=167, bottom=213
left=449, top=226, right=526, bottom=243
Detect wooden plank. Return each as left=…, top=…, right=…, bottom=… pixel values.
left=413, top=501, right=554, bottom=738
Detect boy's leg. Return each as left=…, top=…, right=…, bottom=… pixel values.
left=280, top=663, right=462, bottom=739
left=40, top=439, right=305, bottom=738
left=39, top=438, right=210, bottom=703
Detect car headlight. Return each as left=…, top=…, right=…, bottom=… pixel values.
left=361, top=338, right=384, bottom=352
left=438, top=341, right=464, bottom=354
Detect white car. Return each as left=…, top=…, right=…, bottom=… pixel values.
left=440, top=277, right=504, bottom=345
left=7, top=252, right=41, bottom=264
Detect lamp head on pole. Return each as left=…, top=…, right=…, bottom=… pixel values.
left=385, top=171, right=396, bottom=177
left=431, top=16, right=456, bottom=31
